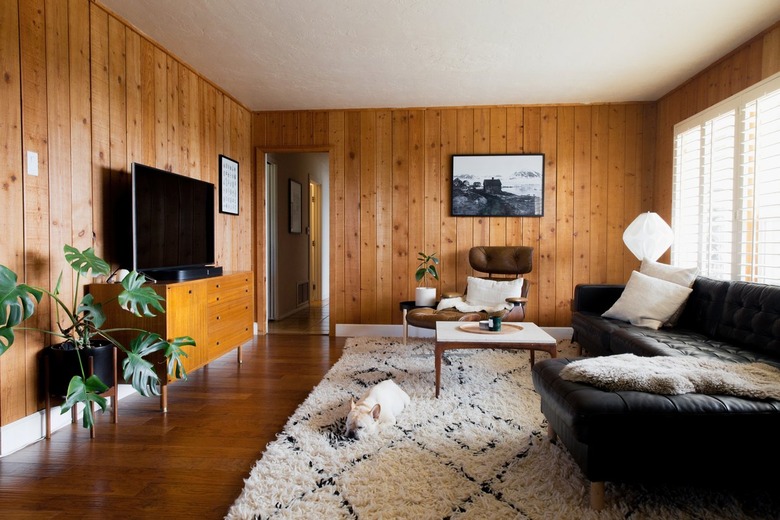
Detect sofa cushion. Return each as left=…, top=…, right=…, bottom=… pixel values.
left=716, top=281, right=780, bottom=358
left=602, top=271, right=692, bottom=329
left=610, top=326, right=780, bottom=367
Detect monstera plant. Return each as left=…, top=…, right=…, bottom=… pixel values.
left=0, top=245, right=194, bottom=429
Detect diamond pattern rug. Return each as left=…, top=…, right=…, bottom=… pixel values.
left=226, top=337, right=779, bottom=519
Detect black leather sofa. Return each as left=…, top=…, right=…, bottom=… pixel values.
left=531, top=276, right=780, bottom=508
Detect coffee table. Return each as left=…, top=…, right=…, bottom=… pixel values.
left=434, top=321, right=557, bottom=397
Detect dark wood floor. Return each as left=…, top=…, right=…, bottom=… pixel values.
left=0, top=334, right=346, bottom=519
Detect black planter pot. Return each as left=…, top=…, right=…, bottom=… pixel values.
left=44, top=341, right=116, bottom=397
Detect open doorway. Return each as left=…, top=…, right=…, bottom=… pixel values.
left=265, top=152, right=330, bottom=335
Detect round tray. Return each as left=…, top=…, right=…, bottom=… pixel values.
left=457, top=323, right=524, bottom=335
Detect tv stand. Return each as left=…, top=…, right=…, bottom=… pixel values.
left=143, top=265, right=223, bottom=282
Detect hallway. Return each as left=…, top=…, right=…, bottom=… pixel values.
left=267, top=299, right=329, bottom=335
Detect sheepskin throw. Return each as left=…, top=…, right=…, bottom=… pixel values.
left=560, top=354, right=780, bottom=400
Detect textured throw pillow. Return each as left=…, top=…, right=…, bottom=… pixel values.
left=466, top=276, right=523, bottom=307
left=640, top=258, right=698, bottom=325
left=602, top=271, right=693, bottom=330
left=640, top=258, right=698, bottom=287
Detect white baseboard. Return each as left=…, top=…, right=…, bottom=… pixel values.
left=0, top=384, right=136, bottom=458
left=335, top=323, right=573, bottom=341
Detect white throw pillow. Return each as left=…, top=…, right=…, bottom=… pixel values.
left=465, top=276, right=523, bottom=306
left=640, top=258, right=698, bottom=325
left=602, top=271, right=693, bottom=330
left=640, top=258, right=698, bottom=287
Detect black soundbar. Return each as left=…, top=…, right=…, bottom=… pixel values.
left=141, top=265, right=223, bottom=282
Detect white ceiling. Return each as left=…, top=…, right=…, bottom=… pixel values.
left=99, top=0, right=780, bottom=112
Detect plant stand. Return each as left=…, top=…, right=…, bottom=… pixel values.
left=44, top=345, right=118, bottom=439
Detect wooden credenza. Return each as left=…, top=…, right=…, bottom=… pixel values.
left=87, top=271, right=254, bottom=410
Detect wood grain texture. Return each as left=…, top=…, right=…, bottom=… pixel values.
left=255, top=103, right=656, bottom=330
left=0, top=334, right=346, bottom=518
left=2, top=2, right=252, bottom=427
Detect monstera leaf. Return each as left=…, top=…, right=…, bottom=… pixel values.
left=165, top=335, right=195, bottom=381
left=63, top=245, right=110, bottom=278
left=61, top=374, right=109, bottom=429
left=0, top=265, right=43, bottom=355
left=122, top=332, right=167, bottom=397
left=117, top=271, right=165, bottom=317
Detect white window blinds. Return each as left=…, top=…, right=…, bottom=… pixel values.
left=672, top=72, right=780, bottom=285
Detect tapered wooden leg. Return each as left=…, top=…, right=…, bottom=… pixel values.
left=435, top=344, right=442, bottom=398
left=112, top=346, right=118, bottom=424
left=89, top=357, right=96, bottom=439
left=45, top=355, right=51, bottom=440
left=530, top=350, right=536, bottom=366
left=237, top=345, right=243, bottom=364
left=160, top=383, right=168, bottom=413
left=590, top=482, right=605, bottom=510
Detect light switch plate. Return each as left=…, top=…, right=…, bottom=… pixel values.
left=27, top=151, right=38, bottom=176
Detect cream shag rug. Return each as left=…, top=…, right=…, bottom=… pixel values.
left=226, top=338, right=779, bottom=520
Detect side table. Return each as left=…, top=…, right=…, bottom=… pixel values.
left=399, top=300, right=437, bottom=344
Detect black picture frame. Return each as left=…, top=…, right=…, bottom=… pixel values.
left=289, top=179, right=302, bottom=234
left=451, top=154, right=544, bottom=217
left=219, top=154, right=239, bottom=215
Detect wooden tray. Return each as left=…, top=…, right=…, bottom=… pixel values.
left=457, top=323, right=524, bottom=335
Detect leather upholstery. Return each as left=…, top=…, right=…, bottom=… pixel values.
left=532, top=357, right=780, bottom=485
left=406, top=246, right=532, bottom=330
left=536, top=276, right=780, bottom=490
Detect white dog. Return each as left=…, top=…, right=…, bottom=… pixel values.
left=345, top=379, right=410, bottom=440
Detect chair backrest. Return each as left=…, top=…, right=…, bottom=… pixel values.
left=469, top=246, right=533, bottom=278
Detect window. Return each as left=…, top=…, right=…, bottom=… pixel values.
left=672, top=72, right=780, bottom=285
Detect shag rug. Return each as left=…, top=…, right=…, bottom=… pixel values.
left=561, top=353, right=780, bottom=399
left=226, top=337, right=780, bottom=520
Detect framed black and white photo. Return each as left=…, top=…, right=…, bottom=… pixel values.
left=219, top=154, right=239, bottom=215
left=451, top=154, right=544, bottom=217
left=289, top=179, right=302, bottom=234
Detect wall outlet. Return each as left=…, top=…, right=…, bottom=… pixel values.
left=27, top=151, right=38, bottom=176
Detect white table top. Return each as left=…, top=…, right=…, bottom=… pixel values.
left=435, top=321, right=556, bottom=344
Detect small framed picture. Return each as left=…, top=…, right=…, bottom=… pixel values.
left=451, top=154, right=545, bottom=217
left=219, top=154, right=239, bottom=215
left=289, top=179, right=302, bottom=234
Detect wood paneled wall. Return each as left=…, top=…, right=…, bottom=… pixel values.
left=0, top=0, right=252, bottom=426
left=654, top=22, right=780, bottom=232
left=254, top=104, right=657, bottom=333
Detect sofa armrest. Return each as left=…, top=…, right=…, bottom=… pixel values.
left=573, top=284, right=625, bottom=314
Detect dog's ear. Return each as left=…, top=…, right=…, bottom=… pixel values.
left=370, top=404, right=381, bottom=421
left=350, top=399, right=356, bottom=411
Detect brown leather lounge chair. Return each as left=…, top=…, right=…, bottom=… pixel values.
left=404, top=246, right=533, bottom=341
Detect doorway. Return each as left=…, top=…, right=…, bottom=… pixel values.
left=265, top=152, right=330, bottom=335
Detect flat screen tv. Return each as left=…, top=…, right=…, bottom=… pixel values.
left=131, top=162, right=221, bottom=281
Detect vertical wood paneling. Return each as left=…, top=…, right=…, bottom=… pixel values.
left=538, top=107, right=557, bottom=325
left=375, top=110, right=393, bottom=323
left=360, top=111, right=377, bottom=323
left=391, top=111, right=409, bottom=321
left=408, top=110, right=425, bottom=298
left=606, top=105, right=625, bottom=282
left=455, top=109, right=474, bottom=295
left=3, top=2, right=253, bottom=427
left=572, top=106, right=592, bottom=288
left=1, top=0, right=25, bottom=425
left=344, top=111, right=361, bottom=323
left=439, top=109, right=458, bottom=293
left=556, top=106, right=575, bottom=326
left=329, top=111, right=345, bottom=332
left=522, top=107, right=541, bottom=323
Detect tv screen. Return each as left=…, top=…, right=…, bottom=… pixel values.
left=132, top=163, right=215, bottom=273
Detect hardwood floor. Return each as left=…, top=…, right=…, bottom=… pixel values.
left=267, top=299, right=330, bottom=335
left=0, top=334, right=346, bottom=519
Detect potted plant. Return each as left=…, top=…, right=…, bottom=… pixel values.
left=0, top=245, right=194, bottom=430
left=414, top=251, right=439, bottom=306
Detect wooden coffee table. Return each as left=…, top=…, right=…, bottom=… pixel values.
left=434, top=321, right=557, bottom=397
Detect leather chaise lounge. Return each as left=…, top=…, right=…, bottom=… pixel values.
left=531, top=276, right=780, bottom=508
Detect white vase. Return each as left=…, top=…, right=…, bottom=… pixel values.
left=415, top=287, right=437, bottom=307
